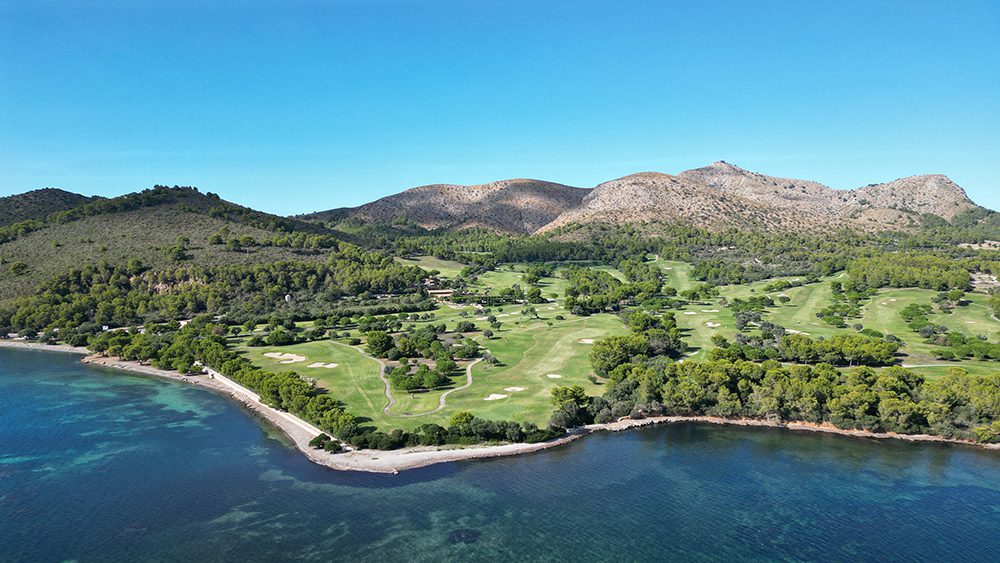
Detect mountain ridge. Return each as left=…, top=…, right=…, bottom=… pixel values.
left=2, top=162, right=987, bottom=237
left=306, top=162, right=981, bottom=234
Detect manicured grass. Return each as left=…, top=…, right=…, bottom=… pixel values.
left=394, top=255, right=467, bottom=277
left=669, top=272, right=1000, bottom=375
left=591, top=265, right=628, bottom=282
left=651, top=257, right=696, bottom=292
left=859, top=288, right=999, bottom=374
left=450, top=313, right=627, bottom=425
left=239, top=259, right=999, bottom=431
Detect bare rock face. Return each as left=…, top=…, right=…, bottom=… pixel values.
left=310, top=162, right=982, bottom=234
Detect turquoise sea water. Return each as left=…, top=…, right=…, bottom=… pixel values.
left=1, top=348, right=998, bottom=562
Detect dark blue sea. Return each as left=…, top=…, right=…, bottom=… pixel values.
left=1, top=349, right=998, bottom=562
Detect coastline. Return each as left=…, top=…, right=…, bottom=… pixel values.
left=0, top=340, right=589, bottom=473
left=588, top=415, right=1000, bottom=451
left=1, top=340, right=997, bottom=475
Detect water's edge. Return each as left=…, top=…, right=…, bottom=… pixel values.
left=1, top=340, right=995, bottom=478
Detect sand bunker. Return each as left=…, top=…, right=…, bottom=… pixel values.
left=683, top=311, right=698, bottom=315
left=483, top=393, right=508, bottom=401
left=701, top=309, right=720, bottom=313
left=307, top=362, right=339, bottom=369
left=503, top=386, right=526, bottom=392
left=663, top=267, right=673, bottom=270
left=546, top=374, right=563, bottom=379
left=889, top=298, right=897, bottom=302
left=786, top=329, right=811, bottom=335
left=476, top=316, right=489, bottom=320
left=578, top=338, right=595, bottom=344
left=965, top=321, right=976, bottom=324
left=263, top=352, right=306, bottom=364
left=705, top=322, right=721, bottom=328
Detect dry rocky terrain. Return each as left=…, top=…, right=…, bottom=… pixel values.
left=313, top=161, right=979, bottom=234
left=304, top=179, right=590, bottom=234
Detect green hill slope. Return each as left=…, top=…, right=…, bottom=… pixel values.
left=0, top=188, right=95, bottom=227
left=0, top=186, right=340, bottom=301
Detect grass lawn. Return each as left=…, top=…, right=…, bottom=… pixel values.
left=395, top=255, right=467, bottom=278
left=650, top=257, right=696, bottom=292
left=237, top=259, right=999, bottom=432
left=859, top=288, right=999, bottom=376
left=451, top=313, right=627, bottom=425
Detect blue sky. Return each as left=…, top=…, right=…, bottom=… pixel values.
left=2, top=0, right=998, bottom=214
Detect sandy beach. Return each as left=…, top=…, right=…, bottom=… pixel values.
left=1, top=340, right=996, bottom=475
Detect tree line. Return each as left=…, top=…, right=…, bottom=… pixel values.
left=550, top=359, right=1000, bottom=443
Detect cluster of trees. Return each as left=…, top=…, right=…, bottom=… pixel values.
left=365, top=324, right=479, bottom=361
left=691, top=260, right=755, bottom=286
left=0, top=246, right=426, bottom=334
left=814, top=281, right=876, bottom=327
left=246, top=324, right=329, bottom=347
left=679, top=283, right=719, bottom=302
left=898, top=302, right=1000, bottom=361
left=728, top=295, right=774, bottom=313
left=563, top=266, right=659, bottom=315
left=589, top=311, right=687, bottom=376
left=845, top=254, right=973, bottom=291
left=365, top=324, right=480, bottom=390
left=348, top=412, right=564, bottom=450
left=761, top=277, right=816, bottom=293
left=521, top=264, right=556, bottom=285
left=556, top=358, right=1000, bottom=442
left=711, top=333, right=900, bottom=367
left=308, top=433, right=344, bottom=453
left=449, top=282, right=544, bottom=307
left=386, top=360, right=455, bottom=391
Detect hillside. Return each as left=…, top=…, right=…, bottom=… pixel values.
left=0, top=188, right=95, bottom=227
left=0, top=186, right=339, bottom=300
left=302, top=179, right=590, bottom=234
left=309, top=162, right=982, bottom=234
left=542, top=162, right=978, bottom=232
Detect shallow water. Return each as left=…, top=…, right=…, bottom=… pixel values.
left=1, top=349, right=998, bottom=562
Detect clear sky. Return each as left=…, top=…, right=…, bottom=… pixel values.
left=2, top=0, right=998, bottom=215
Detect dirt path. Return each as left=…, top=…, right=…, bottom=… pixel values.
left=358, top=343, right=485, bottom=418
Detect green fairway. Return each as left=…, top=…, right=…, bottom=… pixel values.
left=859, top=288, right=999, bottom=374
left=448, top=313, right=628, bottom=425
left=394, top=255, right=467, bottom=278
left=650, top=257, right=696, bottom=292
left=238, top=340, right=399, bottom=428
left=239, top=259, right=999, bottom=432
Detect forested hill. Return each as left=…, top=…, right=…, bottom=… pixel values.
left=0, top=186, right=342, bottom=301
left=0, top=188, right=96, bottom=227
